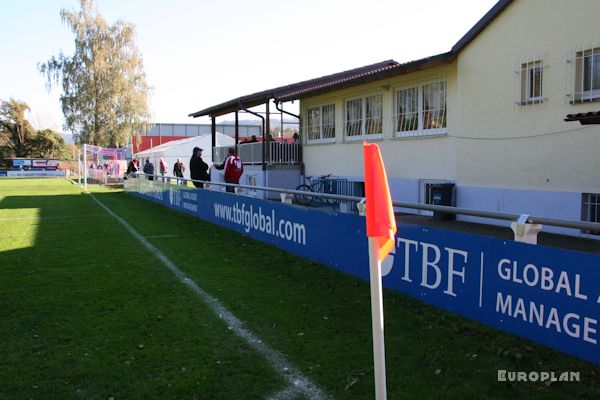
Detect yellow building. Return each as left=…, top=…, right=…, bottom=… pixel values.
left=191, top=0, right=600, bottom=237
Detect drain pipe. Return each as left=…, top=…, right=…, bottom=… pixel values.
left=239, top=101, right=266, bottom=169
left=239, top=101, right=265, bottom=133
left=275, top=99, right=301, bottom=143
left=275, top=100, right=302, bottom=166
left=274, top=100, right=300, bottom=120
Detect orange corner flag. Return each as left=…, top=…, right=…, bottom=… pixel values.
left=363, top=141, right=397, bottom=261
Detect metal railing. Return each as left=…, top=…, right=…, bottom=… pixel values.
left=214, top=142, right=301, bottom=165
left=237, top=142, right=262, bottom=165
left=267, top=141, right=300, bottom=165
left=127, top=173, right=600, bottom=233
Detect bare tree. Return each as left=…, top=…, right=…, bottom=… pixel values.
left=39, top=0, right=151, bottom=147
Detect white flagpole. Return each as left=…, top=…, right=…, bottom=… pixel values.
left=368, top=237, right=387, bottom=400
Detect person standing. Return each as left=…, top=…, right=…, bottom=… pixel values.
left=159, top=157, right=168, bottom=181
left=189, top=147, right=209, bottom=188
left=143, top=158, right=154, bottom=180
left=126, top=159, right=138, bottom=178
left=215, top=147, right=243, bottom=193
left=173, top=158, right=186, bottom=186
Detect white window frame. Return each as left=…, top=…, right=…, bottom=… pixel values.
left=577, top=47, right=600, bottom=101
left=520, top=60, right=544, bottom=104
left=582, top=193, right=600, bottom=236
left=394, top=80, right=447, bottom=138
left=344, top=94, right=384, bottom=141
left=305, top=104, right=336, bottom=144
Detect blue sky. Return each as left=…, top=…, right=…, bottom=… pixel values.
left=0, top=0, right=498, bottom=131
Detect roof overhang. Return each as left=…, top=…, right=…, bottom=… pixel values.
left=275, top=52, right=454, bottom=103
left=188, top=60, right=399, bottom=118
left=565, top=111, right=600, bottom=125
left=189, top=0, right=514, bottom=118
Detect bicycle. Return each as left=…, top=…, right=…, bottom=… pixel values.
left=294, top=174, right=334, bottom=207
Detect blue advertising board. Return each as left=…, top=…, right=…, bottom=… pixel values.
left=126, top=179, right=600, bottom=365
left=11, top=159, right=31, bottom=167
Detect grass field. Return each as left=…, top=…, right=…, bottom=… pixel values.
left=0, top=178, right=598, bottom=399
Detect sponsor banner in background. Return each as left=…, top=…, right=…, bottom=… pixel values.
left=31, top=159, right=59, bottom=169
left=0, top=171, right=7, bottom=177
left=126, top=179, right=600, bottom=365
left=4, top=170, right=65, bottom=178
left=12, top=159, right=32, bottom=167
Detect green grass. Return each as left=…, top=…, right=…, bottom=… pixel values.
left=0, top=178, right=598, bottom=399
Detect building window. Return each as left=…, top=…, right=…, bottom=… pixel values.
left=345, top=94, right=383, bottom=140
left=365, top=95, right=383, bottom=135
left=520, top=61, right=543, bottom=104
left=394, top=80, right=447, bottom=137
left=396, top=87, right=419, bottom=131
left=575, top=47, right=600, bottom=102
left=322, top=104, right=335, bottom=140
left=305, top=104, right=335, bottom=143
left=307, top=107, right=321, bottom=141
left=582, top=193, right=600, bottom=235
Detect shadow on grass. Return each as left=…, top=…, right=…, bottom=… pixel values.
left=3, top=181, right=597, bottom=399
left=0, top=186, right=285, bottom=399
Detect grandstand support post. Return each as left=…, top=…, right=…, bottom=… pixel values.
left=235, top=110, right=239, bottom=153
left=83, top=144, right=88, bottom=190
left=211, top=115, right=216, bottom=151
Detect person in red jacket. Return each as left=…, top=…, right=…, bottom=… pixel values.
left=215, top=147, right=243, bottom=193
left=159, top=157, right=168, bottom=182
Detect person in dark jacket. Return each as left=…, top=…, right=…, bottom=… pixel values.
left=143, top=158, right=154, bottom=180
left=189, top=147, right=209, bottom=188
left=173, top=158, right=186, bottom=186
left=125, top=159, right=138, bottom=178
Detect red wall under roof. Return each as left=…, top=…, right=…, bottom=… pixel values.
left=133, top=135, right=294, bottom=153
left=133, top=136, right=189, bottom=153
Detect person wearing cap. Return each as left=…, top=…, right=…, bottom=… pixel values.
left=189, top=147, right=209, bottom=188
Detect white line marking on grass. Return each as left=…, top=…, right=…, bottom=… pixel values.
left=142, top=234, right=180, bottom=239
left=89, top=193, right=327, bottom=400
left=268, top=384, right=303, bottom=400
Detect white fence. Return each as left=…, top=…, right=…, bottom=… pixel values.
left=215, top=142, right=300, bottom=165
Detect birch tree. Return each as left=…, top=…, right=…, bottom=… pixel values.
left=39, top=0, right=151, bottom=147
